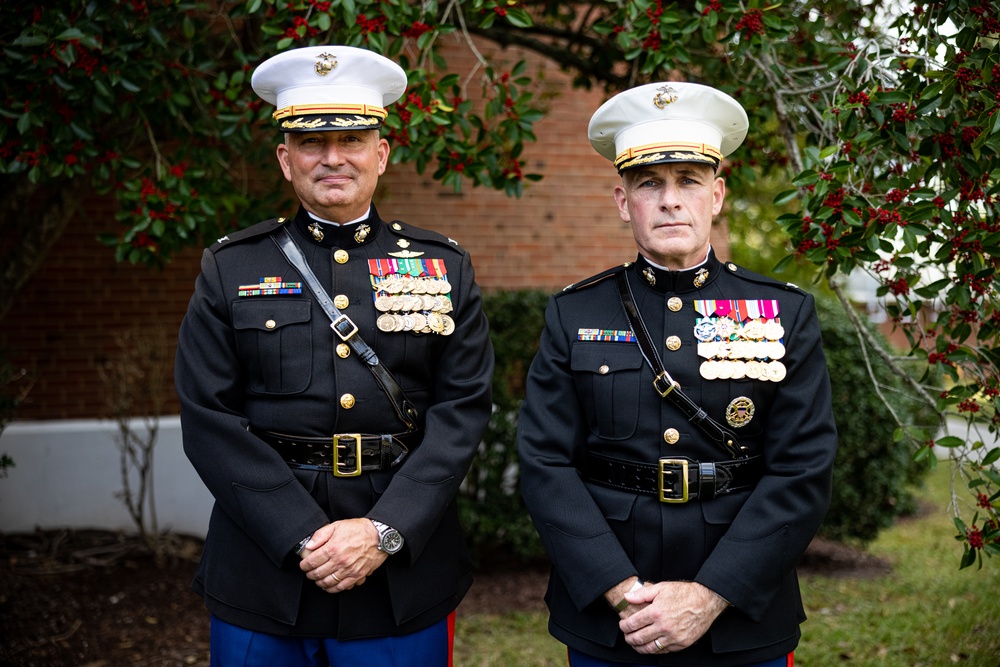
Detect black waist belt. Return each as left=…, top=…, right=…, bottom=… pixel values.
left=584, top=452, right=764, bottom=503
left=251, top=427, right=418, bottom=477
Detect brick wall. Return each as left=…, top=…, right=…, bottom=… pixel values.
left=0, top=38, right=731, bottom=421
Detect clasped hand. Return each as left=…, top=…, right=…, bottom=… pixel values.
left=618, top=580, right=729, bottom=655
left=298, top=518, right=387, bottom=593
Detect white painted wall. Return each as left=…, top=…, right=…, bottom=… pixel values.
left=0, top=417, right=213, bottom=537
left=0, top=416, right=990, bottom=539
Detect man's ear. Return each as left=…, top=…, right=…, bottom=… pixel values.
left=276, top=142, right=292, bottom=182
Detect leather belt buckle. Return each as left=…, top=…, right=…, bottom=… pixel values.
left=332, top=433, right=363, bottom=477
left=652, top=371, right=677, bottom=397
left=658, top=458, right=689, bottom=503
left=331, top=314, right=358, bottom=342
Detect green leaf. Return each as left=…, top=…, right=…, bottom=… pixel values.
left=56, top=28, right=88, bottom=41
left=505, top=8, right=533, bottom=28
left=982, top=447, right=1000, bottom=466
left=791, top=170, right=818, bottom=187
left=12, top=34, right=48, bottom=47
left=935, top=436, right=965, bottom=448
left=774, top=189, right=799, bottom=206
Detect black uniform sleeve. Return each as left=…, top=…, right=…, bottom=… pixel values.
left=175, top=249, right=329, bottom=566
left=517, top=295, right=639, bottom=610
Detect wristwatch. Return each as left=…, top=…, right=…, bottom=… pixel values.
left=370, top=519, right=404, bottom=554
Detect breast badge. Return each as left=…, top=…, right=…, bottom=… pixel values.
left=369, top=258, right=454, bottom=335
left=693, top=299, right=786, bottom=382
left=726, top=396, right=755, bottom=427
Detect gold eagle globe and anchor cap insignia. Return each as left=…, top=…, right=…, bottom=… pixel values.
left=314, top=52, right=338, bottom=76
left=252, top=45, right=407, bottom=133
left=653, top=85, right=679, bottom=109
left=587, top=81, right=748, bottom=173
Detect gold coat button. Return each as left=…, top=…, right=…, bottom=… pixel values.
left=336, top=343, right=350, bottom=358
left=667, top=297, right=683, bottom=312
left=665, top=336, right=682, bottom=351
left=664, top=428, right=680, bottom=444
left=334, top=294, right=350, bottom=309
left=340, top=394, right=356, bottom=409
left=334, top=249, right=349, bottom=264
left=265, top=319, right=276, bottom=330
left=598, top=365, right=610, bottom=375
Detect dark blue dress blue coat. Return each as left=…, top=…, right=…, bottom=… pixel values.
left=175, top=206, right=493, bottom=638
left=518, top=250, right=837, bottom=665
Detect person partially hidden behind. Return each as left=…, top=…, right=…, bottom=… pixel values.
left=175, top=45, right=493, bottom=667
left=517, top=82, right=838, bottom=666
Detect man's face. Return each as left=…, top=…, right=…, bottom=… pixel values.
left=614, top=162, right=725, bottom=271
left=276, top=129, right=389, bottom=222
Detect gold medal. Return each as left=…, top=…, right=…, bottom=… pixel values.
left=441, top=315, right=456, bottom=336
left=392, top=314, right=406, bottom=332
left=730, top=360, right=746, bottom=379
left=726, top=397, right=755, bottom=428
left=375, top=295, right=393, bottom=312
left=411, top=313, right=427, bottom=331
left=767, top=361, right=787, bottom=382
left=764, top=321, right=785, bottom=341
left=377, top=314, right=396, bottom=332
left=700, top=360, right=720, bottom=380
left=768, top=342, right=786, bottom=360
left=745, top=360, right=762, bottom=379
left=427, top=312, right=445, bottom=333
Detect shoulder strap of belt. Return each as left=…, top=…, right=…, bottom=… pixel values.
left=615, top=271, right=748, bottom=460
left=273, top=227, right=418, bottom=431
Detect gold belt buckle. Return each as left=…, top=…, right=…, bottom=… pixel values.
left=658, top=458, right=689, bottom=503
left=332, top=434, right=362, bottom=477
left=331, top=314, right=358, bottom=341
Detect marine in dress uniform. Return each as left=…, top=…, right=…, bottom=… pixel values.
left=517, top=83, right=838, bottom=666
left=175, top=46, right=493, bottom=666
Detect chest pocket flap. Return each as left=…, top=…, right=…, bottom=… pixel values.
left=570, top=343, right=644, bottom=440
left=232, top=299, right=313, bottom=395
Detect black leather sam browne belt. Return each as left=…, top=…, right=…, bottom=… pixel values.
left=584, top=452, right=764, bottom=503
left=251, top=427, right=418, bottom=477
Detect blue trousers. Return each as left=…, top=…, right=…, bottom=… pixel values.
left=210, top=613, right=454, bottom=667
left=568, top=648, right=793, bottom=667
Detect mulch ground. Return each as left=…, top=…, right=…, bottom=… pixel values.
left=0, top=529, right=887, bottom=667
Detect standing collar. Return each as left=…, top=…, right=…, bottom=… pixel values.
left=291, top=204, right=383, bottom=248
left=630, top=247, right=723, bottom=293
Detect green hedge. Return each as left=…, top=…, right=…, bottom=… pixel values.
left=457, top=289, right=931, bottom=565
left=813, top=293, right=933, bottom=544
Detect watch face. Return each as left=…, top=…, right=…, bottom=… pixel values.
left=381, top=529, right=403, bottom=554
